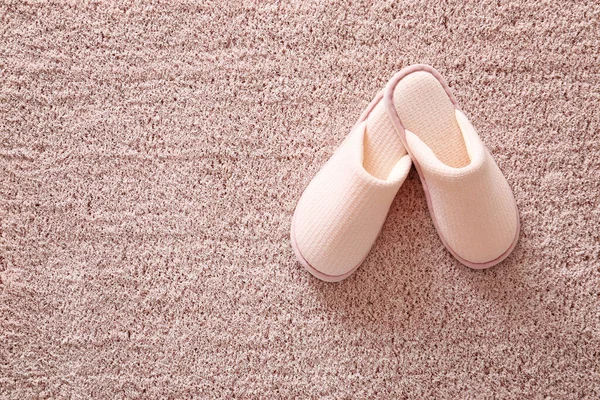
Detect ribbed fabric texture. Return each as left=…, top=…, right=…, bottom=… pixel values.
left=393, top=71, right=470, bottom=168
left=403, top=106, right=519, bottom=263
left=293, top=120, right=410, bottom=277
left=363, top=100, right=406, bottom=180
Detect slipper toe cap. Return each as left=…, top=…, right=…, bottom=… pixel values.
left=291, top=129, right=411, bottom=280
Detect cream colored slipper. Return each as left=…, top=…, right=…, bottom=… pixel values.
left=291, top=92, right=412, bottom=282
left=384, top=64, right=520, bottom=269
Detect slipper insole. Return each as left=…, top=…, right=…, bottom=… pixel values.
left=363, top=100, right=406, bottom=180
left=392, top=71, right=470, bottom=168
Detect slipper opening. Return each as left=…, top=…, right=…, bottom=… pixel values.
left=392, top=71, right=470, bottom=169
left=362, top=100, right=408, bottom=180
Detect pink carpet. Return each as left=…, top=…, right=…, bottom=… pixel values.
left=1, top=0, right=599, bottom=397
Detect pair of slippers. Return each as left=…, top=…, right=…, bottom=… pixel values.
left=291, top=65, right=520, bottom=282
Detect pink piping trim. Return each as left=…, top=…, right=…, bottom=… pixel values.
left=290, top=91, right=385, bottom=282
left=383, top=64, right=520, bottom=269
left=290, top=212, right=374, bottom=282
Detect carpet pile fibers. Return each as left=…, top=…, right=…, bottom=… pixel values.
left=1, top=1, right=599, bottom=398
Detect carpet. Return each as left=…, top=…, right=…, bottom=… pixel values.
left=1, top=0, right=599, bottom=398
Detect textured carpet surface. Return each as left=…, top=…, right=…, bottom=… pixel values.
left=1, top=0, right=600, bottom=398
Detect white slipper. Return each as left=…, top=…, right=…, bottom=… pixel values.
left=384, top=65, right=520, bottom=269
left=291, top=92, right=412, bottom=282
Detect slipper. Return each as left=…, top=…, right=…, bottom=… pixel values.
left=291, top=91, right=412, bottom=282
left=384, top=64, right=520, bottom=269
